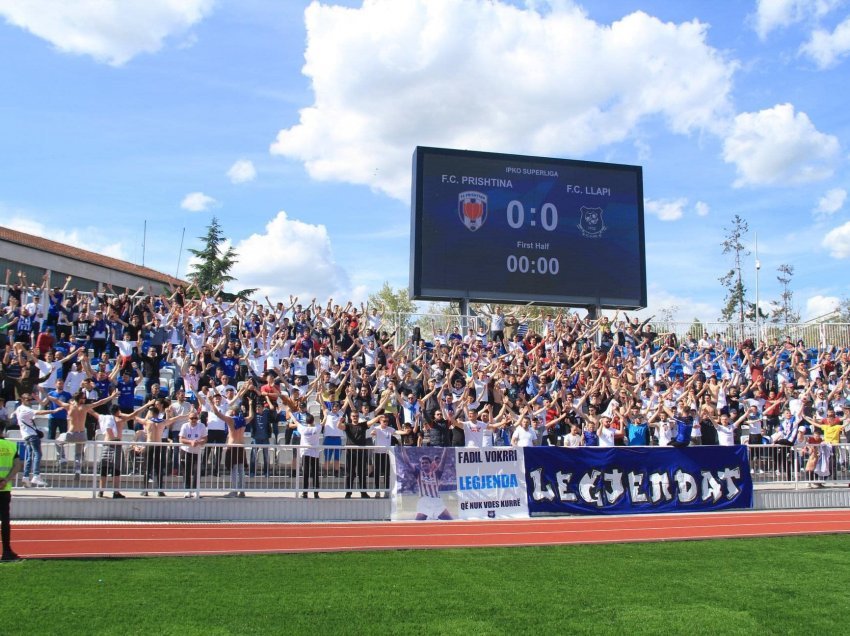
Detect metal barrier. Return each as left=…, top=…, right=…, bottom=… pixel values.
left=747, top=443, right=850, bottom=489
left=386, top=312, right=544, bottom=347
left=12, top=439, right=849, bottom=497
left=646, top=321, right=850, bottom=349
left=390, top=313, right=850, bottom=348
left=13, top=439, right=393, bottom=499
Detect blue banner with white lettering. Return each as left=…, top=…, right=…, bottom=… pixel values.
left=523, top=446, right=752, bottom=516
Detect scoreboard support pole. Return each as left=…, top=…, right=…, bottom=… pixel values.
left=459, top=298, right=470, bottom=336
left=585, top=301, right=602, bottom=346
left=596, top=302, right=602, bottom=346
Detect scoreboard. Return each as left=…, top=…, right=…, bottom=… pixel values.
left=410, top=146, right=647, bottom=309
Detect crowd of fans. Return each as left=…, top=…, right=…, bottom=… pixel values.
left=1, top=268, right=850, bottom=498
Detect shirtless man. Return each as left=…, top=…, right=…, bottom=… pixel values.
left=96, top=402, right=154, bottom=499
left=209, top=387, right=255, bottom=498
left=49, top=390, right=118, bottom=477
left=134, top=404, right=190, bottom=496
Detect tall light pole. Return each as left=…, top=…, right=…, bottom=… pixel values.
left=755, top=233, right=761, bottom=344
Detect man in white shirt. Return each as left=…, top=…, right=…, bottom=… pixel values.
left=179, top=411, right=207, bottom=496
left=511, top=416, right=537, bottom=447
left=201, top=391, right=228, bottom=476
left=14, top=394, right=58, bottom=487
left=461, top=408, right=489, bottom=448
left=368, top=413, right=396, bottom=498
left=564, top=424, right=584, bottom=447
left=244, top=347, right=266, bottom=380
left=289, top=412, right=323, bottom=498
left=598, top=416, right=617, bottom=447
left=321, top=401, right=345, bottom=476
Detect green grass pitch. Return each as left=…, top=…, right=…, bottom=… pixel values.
left=4, top=535, right=849, bottom=635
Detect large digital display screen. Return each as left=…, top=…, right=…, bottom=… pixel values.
left=410, top=147, right=646, bottom=309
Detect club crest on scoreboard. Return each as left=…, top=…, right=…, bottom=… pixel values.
left=577, top=206, right=606, bottom=238
left=458, top=191, right=488, bottom=231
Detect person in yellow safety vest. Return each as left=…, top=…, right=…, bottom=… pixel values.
left=0, top=421, right=24, bottom=562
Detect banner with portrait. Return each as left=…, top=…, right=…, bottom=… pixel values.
left=392, top=447, right=528, bottom=521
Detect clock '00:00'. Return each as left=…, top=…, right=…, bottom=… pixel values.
left=506, top=255, right=560, bottom=275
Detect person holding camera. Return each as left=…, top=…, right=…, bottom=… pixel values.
left=14, top=393, right=61, bottom=487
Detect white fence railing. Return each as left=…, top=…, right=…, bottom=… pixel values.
left=746, top=442, right=850, bottom=488
left=11, top=439, right=850, bottom=498
left=386, top=313, right=850, bottom=349
left=13, top=440, right=393, bottom=499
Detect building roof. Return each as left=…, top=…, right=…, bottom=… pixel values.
left=0, top=225, right=187, bottom=288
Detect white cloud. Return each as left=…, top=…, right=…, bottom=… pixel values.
left=805, top=294, right=840, bottom=319
left=814, top=187, right=847, bottom=216
left=722, top=103, right=840, bottom=187
left=694, top=200, right=710, bottom=217
left=229, top=210, right=358, bottom=302
left=180, top=192, right=217, bottom=212
left=3, top=212, right=126, bottom=260
left=822, top=220, right=850, bottom=258
left=753, top=0, right=841, bottom=39
left=800, top=15, right=850, bottom=67
left=226, top=159, right=257, bottom=184
left=272, top=0, right=736, bottom=201
left=645, top=197, right=686, bottom=221
left=0, top=0, right=214, bottom=66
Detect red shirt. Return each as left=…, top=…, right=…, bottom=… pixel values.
left=35, top=331, right=55, bottom=353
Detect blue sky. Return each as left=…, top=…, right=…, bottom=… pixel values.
left=1, top=0, right=849, bottom=322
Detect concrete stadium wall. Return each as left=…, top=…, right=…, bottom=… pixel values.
left=1, top=240, right=172, bottom=292
left=11, top=488, right=849, bottom=522
left=11, top=496, right=391, bottom=522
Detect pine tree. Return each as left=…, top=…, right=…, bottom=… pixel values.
left=771, top=263, right=800, bottom=325
left=719, top=215, right=750, bottom=322
left=186, top=217, right=255, bottom=298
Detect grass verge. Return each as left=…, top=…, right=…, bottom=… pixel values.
left=4, top=535, right=848, bottom=635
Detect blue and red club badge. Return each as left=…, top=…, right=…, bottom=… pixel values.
left=458, top=191, right=488, bottom=232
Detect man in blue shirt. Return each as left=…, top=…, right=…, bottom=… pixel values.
left=13, top=307, right=35, bottom=346
left=112, top=366, right=142, bottom=418
left=582, top=420, right=600, bottom=447
left=249, top=393, right=273, bottom=478
left=664, top=402, right=693, bottom=448
left=624, top=405, right=650, bottom=446
left=218, top=347, right=240, bottom=383
left=46, top=379, right=72, bottom=464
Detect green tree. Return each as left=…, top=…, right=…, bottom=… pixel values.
left=186, top=216, right=255, bottom=298
left=687, top=317, right=704, bottom=340
left=368, top=281, right=417, bottom=315
left=368, top=282, right=418, bottom=342
left=744, top=302, right=769, bottom=322
left=719, top=215, right=750, bottom=323
left=770, top=263, right=801, bottom=325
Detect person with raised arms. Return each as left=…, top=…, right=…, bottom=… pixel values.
left=208, top=384, right=255, bottom=498
left=48, top=389, right=118, bottom=477
left=133, top=403, right=189, bottom=496
left=95, top=401, right=155, bottom=499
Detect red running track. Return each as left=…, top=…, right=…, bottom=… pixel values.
left=12, top=510, right=850, bottom=559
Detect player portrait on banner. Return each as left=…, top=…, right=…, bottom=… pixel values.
left=393, top=447, right=458, bottom=521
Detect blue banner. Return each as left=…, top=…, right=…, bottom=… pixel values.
left=523, top=446, right=752, bottom=516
